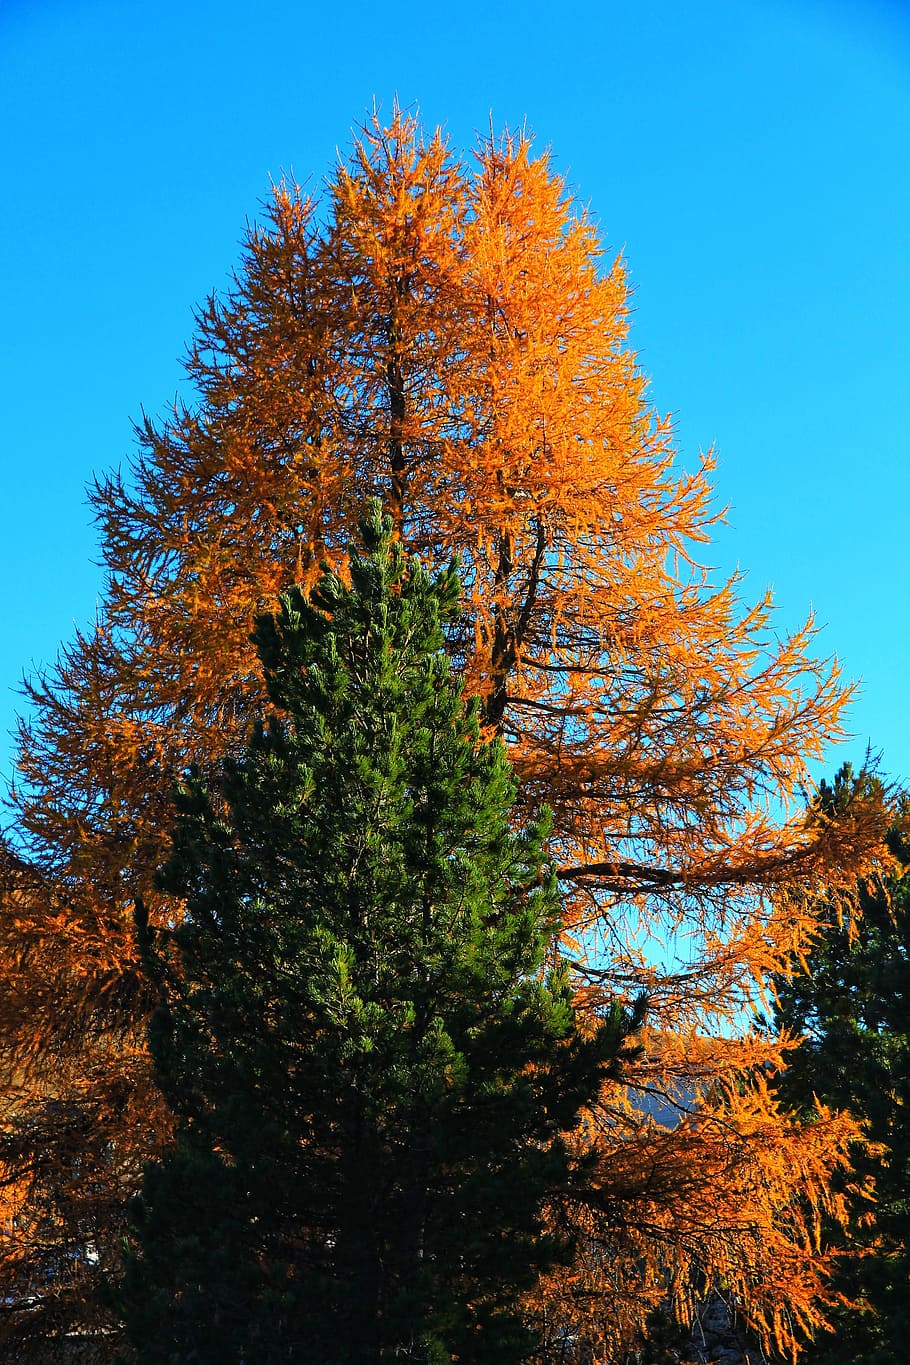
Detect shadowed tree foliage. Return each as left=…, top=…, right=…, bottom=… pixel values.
left=122, top=508, right=637, bottom=1364
left=769, top=766, right=910, bottom=1365
left=0, top=109, right=888, bottom=1357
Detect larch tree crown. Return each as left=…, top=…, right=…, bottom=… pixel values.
left=0, top=108, right=890, bottom=1361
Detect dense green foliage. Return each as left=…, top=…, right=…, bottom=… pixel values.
left=771, top=768, right=910, bottom=1365
left=122, top=507, right=635, bottom=1363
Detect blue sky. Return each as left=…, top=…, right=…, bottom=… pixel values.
left=1, top=0, right=908, bottom=802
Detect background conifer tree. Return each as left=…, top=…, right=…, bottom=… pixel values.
left=122, top=507, right=633, bottom=1364
left=769, top=766, right=910, bottom=1365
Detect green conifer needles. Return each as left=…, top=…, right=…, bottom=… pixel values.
left=124, top=504, right=628, bottom=1364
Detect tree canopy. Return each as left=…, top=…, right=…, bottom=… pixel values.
left=0, top=108, right=888, bottom=1359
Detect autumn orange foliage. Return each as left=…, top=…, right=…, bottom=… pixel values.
left=0, top=108, right=890, bottom=1358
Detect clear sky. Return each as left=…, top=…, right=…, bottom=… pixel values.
left=1, top=0, right=908, bottom=806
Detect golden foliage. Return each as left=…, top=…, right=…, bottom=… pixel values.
left=0, top=107, right=891, bottom=1355
left=537, top=1066, right=865, bottom=1362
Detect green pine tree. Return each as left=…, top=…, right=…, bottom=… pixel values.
left=121, top=504, right=640, bottom=1364
left=770, top=766, right=910, bottom=1365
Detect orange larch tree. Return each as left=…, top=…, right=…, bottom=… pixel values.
left=0, top=108, right=889, bottom=1359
